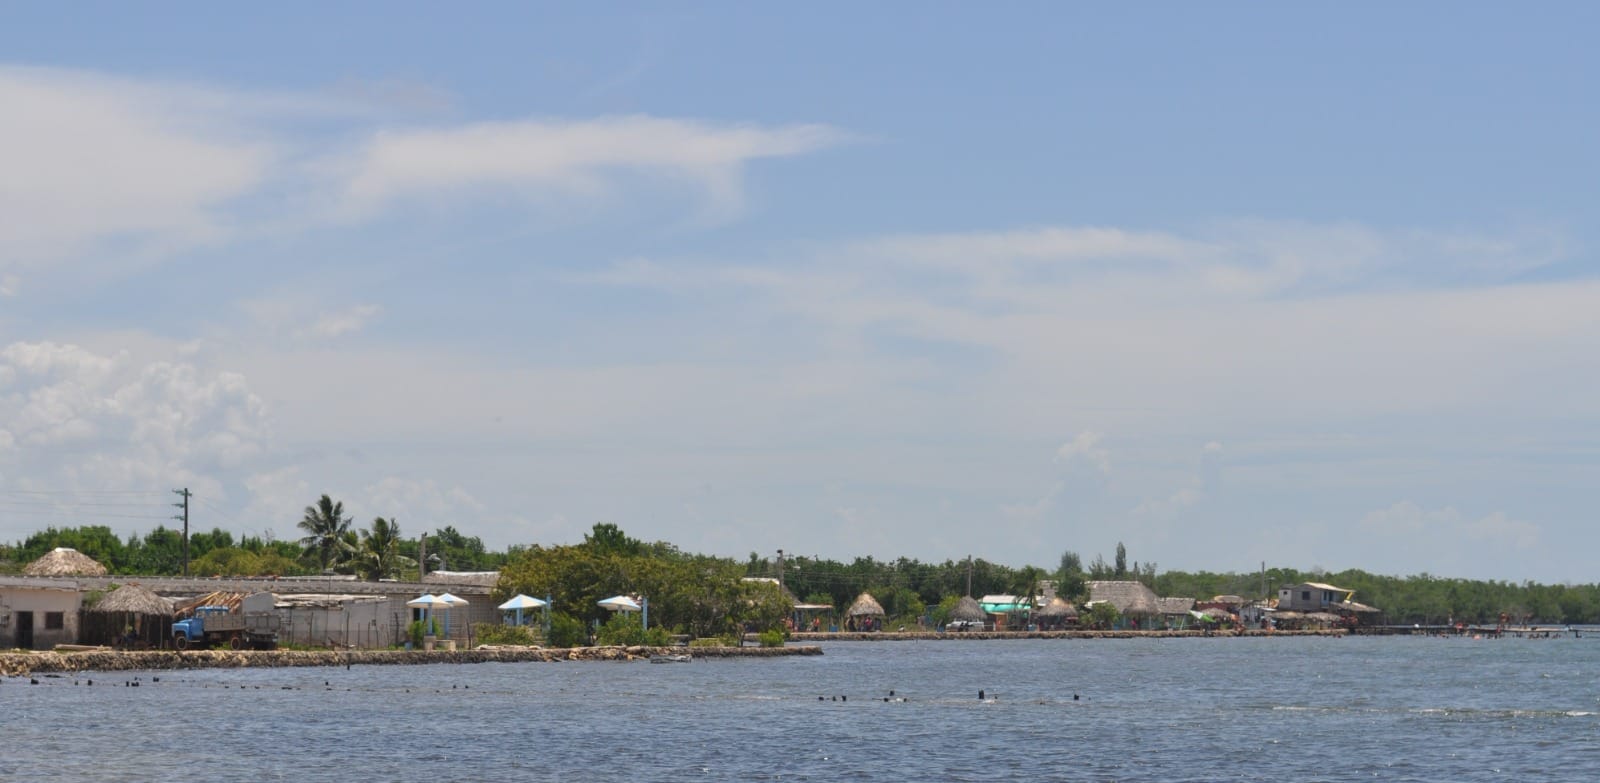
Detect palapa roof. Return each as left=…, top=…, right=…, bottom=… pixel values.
left=92, top=583, right=174, bottom=615
left=1037, top=596, right=1079, bottom=618
left=1335, top=600, right=1381, bottom=614
left=847, top=592, right=885, bottom=617
left=23, top=547, right=108, bottom=577
left=950, top=595, right=987, bottom=622
left=1086, top=581, right=1161, bottom=615
left=1211, top=594, right=1245, bottom=606
left=1157, top=597, right=1195, bottom=615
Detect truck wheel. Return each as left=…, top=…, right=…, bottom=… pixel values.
left=229, top=635, right=243, bottom=650
left=175, top=635, right=189, bottom=650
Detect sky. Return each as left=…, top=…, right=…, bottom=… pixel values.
left=2, top=4, right=1598, bottom=583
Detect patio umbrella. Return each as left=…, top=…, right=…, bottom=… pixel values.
left=598, top=594, right=647, bottom=630
left=406, top=594, right=445, bottom=636
left=498, top=594, right=548, bottom=626
left=436, top=592, right=469, bottom=635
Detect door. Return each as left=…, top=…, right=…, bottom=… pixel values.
left=17, top=611, right=34, bottom=650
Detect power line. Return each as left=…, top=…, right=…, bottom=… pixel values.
left=0, top=509, right=179, bottom=521
left=0, top=490, right=167, bottom=497
left=0, top=500, right=173, bottom=509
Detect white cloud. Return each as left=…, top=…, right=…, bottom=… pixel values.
left=362, top=477, right=487, bottom=530
left=334, top=116, right=846, bottom=221
left=1131, top=480, right=1204, bottom=520
left=0, top=67, right=846, bottom=295
left=0, top=341, right=272, bottom=508
left=1001, top=481, right=1063, bottom=520
left=299, top=304, right=384, bottom=340
left=1360, top=501, right=1541, bottom=550
left=0, top=67, right=272, bottom=276
left=1057, top=432, right=1111, bottom=474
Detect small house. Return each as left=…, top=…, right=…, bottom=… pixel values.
left=1278, top=582, right=1354, bottom=612
left=0, top=577, right=84, bottom=650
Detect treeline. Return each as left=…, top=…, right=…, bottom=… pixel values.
left=6, top=513, right=1600, bottom=625
left=0, top=494, right=505, bottom=580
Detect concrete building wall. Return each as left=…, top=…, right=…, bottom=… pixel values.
left=0, top=587, right=83, bottom=650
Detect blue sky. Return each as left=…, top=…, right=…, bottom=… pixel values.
left=2, top=4, right=1598, bottom=582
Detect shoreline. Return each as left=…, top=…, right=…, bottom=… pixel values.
left=782, top=629, right=1346, bottom=641
left=0, top=644, right=819, bottom=677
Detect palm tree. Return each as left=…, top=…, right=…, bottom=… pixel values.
left=297, top=494, right=353, bottom=573
left=354, top=517, right=414, bottom=581
left=1011, top=565, right=1045, bottom=627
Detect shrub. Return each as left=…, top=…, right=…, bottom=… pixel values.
left=689, top=635, right=741, bottom=647
left=758, top=628, right=785, bottom=647
left=595, top=613, right=673, bottom=646
left=475, top=623, right=539, bottom=646
left=545, top=612, right=587, bottom=649
left=408, top=617, right=440, bottom=647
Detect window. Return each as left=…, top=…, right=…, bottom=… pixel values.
left=1300, top=591, right=1310, bottom=601
left=45, top=612, right=64, bottom=630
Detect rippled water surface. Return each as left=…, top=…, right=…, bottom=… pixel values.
left=6, top=636, right=1600, bottom=782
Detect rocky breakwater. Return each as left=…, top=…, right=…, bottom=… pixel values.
left=786, top=629, right=1345, bottom=642
left=0, top=644, right=821, bottom=677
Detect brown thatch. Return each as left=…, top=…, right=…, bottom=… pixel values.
left=846, top=592, right=885, bottom=617
left=950, top=595, right=987, bottom=622
left=23, top=547, right=108, bottom=576
left=1037, top=596, right=1079, bottom=618
left=91, top=583, right=174, bottom=616
left=1087, top=581, right=1160, bottom=615
left=1157, top=597, right=1195, bottom=616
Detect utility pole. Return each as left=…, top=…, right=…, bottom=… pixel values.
left=172, top=488, right=191, bottom=577
left=776, top=549, right=785, bottom=591
left=966, top=555, right=974, bottom=598
left=418, top=532, right=428, bottom=582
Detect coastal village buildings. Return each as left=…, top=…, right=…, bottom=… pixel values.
left=0, top=549, right=500, bottom=650
left=0, top=577, right=82, bottom=650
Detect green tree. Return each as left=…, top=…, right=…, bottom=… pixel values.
left=1057, top=551, right=1087, bottom=601
left=190, top=547, right=305, bottom=577
left=353, top=517, right=414, bottom=581
left=1085, top=601, right=1121, bottom=630
left=584, top=522, right=643, bottom=556
left=1114, top=542, right=1127, bottom=577
left=297, top=494, right=353, bottom=573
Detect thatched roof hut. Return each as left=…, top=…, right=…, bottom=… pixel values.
left=23, top=547, right=108, bottom=576
left=1086, top=581, right=1160, bottom=616
left=950, top=595, right=986, bottom=622
left=91, top=583, right=174, bottom=615
left=1157, top=597, right=1195, bottom=616
left=81, top=582, right=173, bottom=649
left=847, top=592, right=885, bottom=617
left=1037, top=596, right=1079, bottom=618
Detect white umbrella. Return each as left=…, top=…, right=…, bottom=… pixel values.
left=598, top=594, right=648, bottom=630
left=437, top=592, right=469, bottom=636
left=597, top=595, right=641, bottom=612
left=498, top=594, right=548, bottom=625
left=406, top=594, right=445, bottom=637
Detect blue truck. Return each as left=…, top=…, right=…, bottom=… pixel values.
left=172, top=598, right=279, bottom=650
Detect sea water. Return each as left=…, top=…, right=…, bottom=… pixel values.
left=4, top=636, right=1599, bottom=782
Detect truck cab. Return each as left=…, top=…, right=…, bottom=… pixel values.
left=171, top=605, right=234, bottom=649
